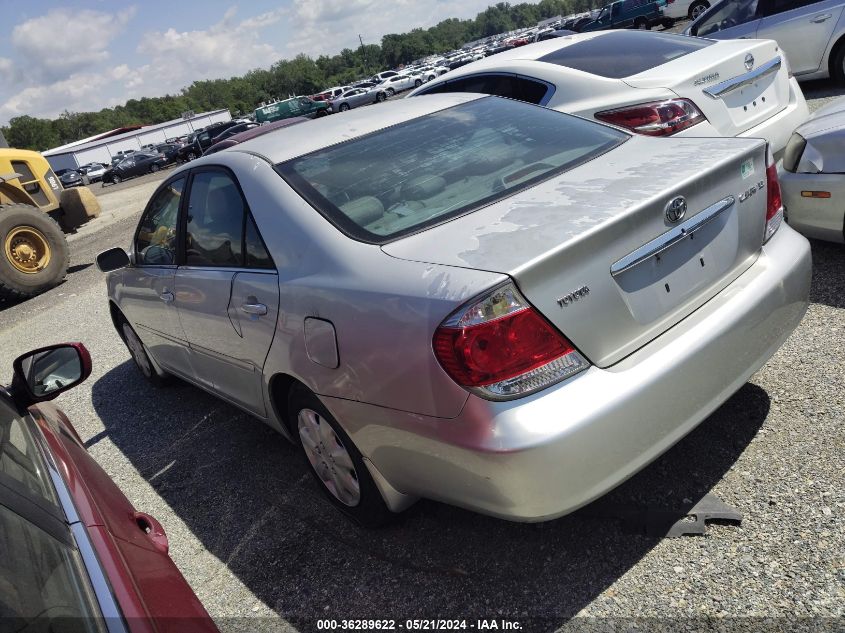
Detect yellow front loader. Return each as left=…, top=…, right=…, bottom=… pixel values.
left=0, top=148, right=100, bottom=300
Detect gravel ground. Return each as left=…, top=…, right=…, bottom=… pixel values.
left=1, top=79, right=843, bottom=633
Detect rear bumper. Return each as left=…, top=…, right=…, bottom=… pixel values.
left=780, top=170, right=845, bottom=243
left=738, top=77, right=809, bottom=160
left=325, top=225, right=811, bottom=521
left=675, top=76, right=808, bottom=158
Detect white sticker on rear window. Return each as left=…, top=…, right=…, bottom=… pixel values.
left=741, top=158, right=754, bottom=180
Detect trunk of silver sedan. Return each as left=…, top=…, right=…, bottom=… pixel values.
left=382, top=135, right=770, bottom=367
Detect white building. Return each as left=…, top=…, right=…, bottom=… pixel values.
left=42, top=109, right=231, bottom=171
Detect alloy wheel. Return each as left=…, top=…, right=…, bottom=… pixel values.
left=298, top=408, right=361, bottom=507
left=122, top=323, right=152, bottom=377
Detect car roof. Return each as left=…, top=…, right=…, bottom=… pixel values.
left=235, top=93, right=483, bottom=163
left=447, top=31, right=608, bottom=67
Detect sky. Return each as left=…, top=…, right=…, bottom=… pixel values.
left=0, top=0, right=514, bottom=126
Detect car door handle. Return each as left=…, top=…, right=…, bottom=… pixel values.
left=241, top=302, right=268, bottom=316
left=811, top=13, right=832, bottom=21
left=159, top=290, right=174, bottom=303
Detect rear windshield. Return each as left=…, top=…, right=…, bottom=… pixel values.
left=538, top=31, right=713, bottom=79
left=276, top=96, right=626, bottom=243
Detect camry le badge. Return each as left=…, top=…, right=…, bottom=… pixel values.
left=739, top=180, right=766, bottom=203
left=665, top=196, right=687, bottom=223
left=745, top=54, right=755, bottom=71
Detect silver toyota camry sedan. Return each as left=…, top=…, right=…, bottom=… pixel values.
left=97, top=94, right=811, bottom=525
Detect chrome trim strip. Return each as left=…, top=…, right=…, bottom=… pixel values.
left=32, top=426, right=129, bottom=633
left=610, top=196, right=735, bottom=277
left=703, top=57, right=782, bottom=99
left=71, top=523, right=130, bottom=633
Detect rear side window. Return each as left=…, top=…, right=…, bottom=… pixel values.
left=763, top=0, right=820, bottom=15
left=185, top=171, right=245, bottom=267
left=277, top=96, right=626, bottom=244
left=538, top=31, right=713, bottom=78
left=184, top=170, right=274, bottom=269
left=418, top=74, right=552, bottom=105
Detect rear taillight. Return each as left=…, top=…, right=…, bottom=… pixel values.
left=595, top=99, right=705, bottom=137
left=765, top=149, right=783, bottom=243
left=433, top=283, right=589, bottom=399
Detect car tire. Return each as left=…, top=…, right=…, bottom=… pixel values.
left=150, top=163, right=160, bottom=173
left=832, top=41, right=845, bottom=84
left=288, top=384, right=392, bottom=527
left=414, top=79, right=422, bottom=88
left=386, top=88, right=395, bottom=97
left=376, top=92, right=386, bottom=102
left=0, top=204, right=69, bottom=301
left=186, top=152, right=197, bottom=161
left=119, top=320, right=169, bottom=387
left=689, top=0, right=709, bottom=19
left=112, top=174, right=122, bottom=184
left=339, top=103, right=350, bottom=112
left=634, top=18, right=649, bottom=29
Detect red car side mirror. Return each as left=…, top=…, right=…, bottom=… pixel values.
left=11, top=343, right=92, bottom=408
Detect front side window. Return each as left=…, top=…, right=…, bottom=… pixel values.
left=135, top=177, right=185, bottom=265
left=0, top=504, right=103, bottom=631
left=277, top=97, right=627, bottom=244
left=695, top=0, right=761, bottom=34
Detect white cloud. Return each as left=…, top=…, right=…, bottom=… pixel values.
left=1, top=73, right=112, bottom=122
left=0, top=57, right=14, bottom=83
left=11, top=7, right=136, bottom=82
left=132, top=7, right=285, bottom=95
left=282, top=0, right=507, bottom=58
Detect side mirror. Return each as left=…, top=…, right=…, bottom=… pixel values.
left=96, top=247, right=130, bottom=272
left=11, top=343, right=92, bottom=407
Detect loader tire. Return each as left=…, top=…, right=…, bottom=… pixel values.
left=60, top=186, right=101, bottom=232
left=0, top=204, right=70, bottom=301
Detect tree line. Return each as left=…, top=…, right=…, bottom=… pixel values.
left=2, top=0, right=594, bottom=152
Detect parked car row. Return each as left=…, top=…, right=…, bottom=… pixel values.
left=102, top=150, right=168, bottom=186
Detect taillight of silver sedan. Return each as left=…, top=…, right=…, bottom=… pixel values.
left=97, top=93, right=811, bottom=525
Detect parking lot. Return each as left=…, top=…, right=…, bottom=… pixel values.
left=1, top=80, right=844, bottom=632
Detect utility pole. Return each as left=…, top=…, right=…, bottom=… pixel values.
left=359, top=34, right=368, bottom=73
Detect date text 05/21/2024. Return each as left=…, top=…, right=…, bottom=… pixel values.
left=316, top=620, right=522, bottom=630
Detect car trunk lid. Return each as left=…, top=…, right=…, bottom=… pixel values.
left=623, top=38, right=789, bottom=138
left=382, top=135, right=770, bottom=367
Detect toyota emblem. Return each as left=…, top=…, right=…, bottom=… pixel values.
left=665, top=196, right=687, bottom=223
left=744, top=53, right=754, bottom=71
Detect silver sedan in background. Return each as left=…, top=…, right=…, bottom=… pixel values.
left=781, top=96, right=845, bottom=242
left=97, top=94, right=811, bottom=526
left=330, top=87, right=387, bottom=112
left=684, top=0, right=845, bottom=82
